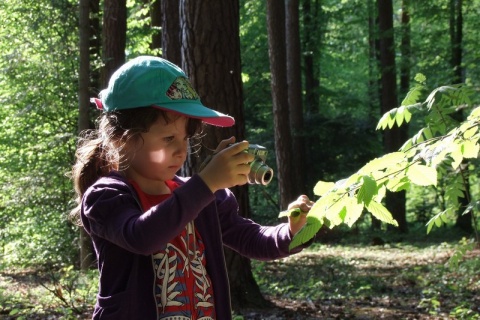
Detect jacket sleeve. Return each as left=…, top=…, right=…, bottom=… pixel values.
left=81, top=174, right=215, bottom=255
left=216, top=189, right=303, bottom=261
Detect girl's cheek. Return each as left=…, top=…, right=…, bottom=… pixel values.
left=147, top=150, right=166, bottom=163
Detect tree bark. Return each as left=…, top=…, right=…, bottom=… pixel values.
left=377, top=0, right=408, bottom=233
left=400, top=0, right=411, bottom=98
left=286, top=0, right=307, bottom=195
left=179, top=0, right=268, bottom=310
left=89, top=0, right=101, bottom=96
left=101, top=0, right=127, bottom=87
left=149, top=0, right=162, bottom=52
left=266, top=0, right=296, bottom=209
left=302, top=0, right=320, bottom=115
left=449, top=0, right=472, bottom=233
left=161, top=0, right=182, bottom=65
left=78, top=0, right=94, bottom=270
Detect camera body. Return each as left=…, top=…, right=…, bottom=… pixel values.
left=243, top=144, right=274, bottom=186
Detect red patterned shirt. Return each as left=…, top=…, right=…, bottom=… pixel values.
left=131, top=180, right=216, bottom=320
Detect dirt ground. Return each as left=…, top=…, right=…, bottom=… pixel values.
left=1, top=245, right=479, bottom=319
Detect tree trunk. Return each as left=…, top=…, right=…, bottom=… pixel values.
left=179, top=0, right=268, bottom=310
left=377, top=0, right=408, bottom=233
left=89, top=0, right=101, bottom=96
left=150, top=0, right=162, bottom=52
left=78, top=0, right=95, bottom=270
left=449, top=0, right=472, bottom=233
left=101, top=0, right=127, bottom=86
left=400, top=0, right=411, bottom=98
left=161, top=0, right=182, bottom=65
left=266, top=0, right=296, bottom=209
left=302, top=0, right=319, bottom=115
left=286, top=0, right=307, bottom=195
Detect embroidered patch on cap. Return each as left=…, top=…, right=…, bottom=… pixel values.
left=166, top=77, right=200, bottom=101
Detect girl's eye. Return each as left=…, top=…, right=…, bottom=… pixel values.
left=163, top=136, right=174, bottom=143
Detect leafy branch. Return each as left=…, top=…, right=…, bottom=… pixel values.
left=285, top=75, right=480, bottom=251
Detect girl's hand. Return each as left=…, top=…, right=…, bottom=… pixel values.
left=287, top=195, right=314, bottom=236
left=198, top=137, right=255, bottom=193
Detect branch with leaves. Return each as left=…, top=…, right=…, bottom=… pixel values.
left=283, top=75, right=480, bottom=251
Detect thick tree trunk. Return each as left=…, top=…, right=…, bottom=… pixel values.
left=101, top=0, right=127, bottom=86
left=377, top=0, right=408, bottom=233
left=161, top=0, right=182, bottom=65
left=266, top=0, right=296, bottom=209
left=179, top=0, right=268, bottom=310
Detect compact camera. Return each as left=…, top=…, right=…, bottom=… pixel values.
left=242, top=144, right=274, bottom=186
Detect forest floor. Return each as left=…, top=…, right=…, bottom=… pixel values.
left=1, top=229, right=479, bottom=319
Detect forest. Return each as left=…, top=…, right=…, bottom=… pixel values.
left=0, top=0, right=479, bottom=319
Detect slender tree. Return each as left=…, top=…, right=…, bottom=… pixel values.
left=179, top=0, right=268, bottom=309
left=150, top=0, right=162, bottom=51
left=266, top=0, right=296, bottom=209
left=449, top=0, right=473, bottom=233
left=400, top=0, right=411, bottom=98
left=286, top=0, right=307, bottom=194
left=377, top=0, right=408, bottom=232
left=368, top=0, right=384, bottom=230
left=78, top=0, right=94, bottom=270
left=302, top=0, right=320, bottom=115
left=90, top=0, right=101, bottom=96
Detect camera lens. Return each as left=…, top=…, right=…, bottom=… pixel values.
left=249, top=160, right=274, bottom=185
left=260, top=168, right=273, bottom=185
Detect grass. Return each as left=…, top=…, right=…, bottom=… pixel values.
left=251, top=227, right=480, bottom=319
left=1, top=227, right=479, bottom=319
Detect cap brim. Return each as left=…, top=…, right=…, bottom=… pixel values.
left=152, top=103, right=235, bottom=127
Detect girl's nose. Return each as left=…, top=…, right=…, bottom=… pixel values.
left=174, top=138, right=188, bottom=157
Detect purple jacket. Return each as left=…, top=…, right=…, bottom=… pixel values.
left=81, top=172, right=302, bottom=319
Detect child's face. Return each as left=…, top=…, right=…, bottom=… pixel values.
left=126, top=114, right=189, bottom=193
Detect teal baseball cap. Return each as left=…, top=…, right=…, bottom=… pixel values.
left=91, top=56, right=235, bottom=127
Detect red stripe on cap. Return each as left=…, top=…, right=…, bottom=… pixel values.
left=90, top=98, right=103, bottom=110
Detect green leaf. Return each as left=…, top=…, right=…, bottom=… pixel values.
left=376, top=112, right=391, bottom=130
left=343, top=197, right=364, bottom=227
left=401, top=85, right=423, bottom=106
left=386, top=176, right=410, bottom=192
left=467, top=106, right=480, bottom=120
left=289, top=216, right=323, bottom=251
left=461, top=140, right=480, bottom=159
left=278, top=208, right=301, bottom=218
left=365, top=200, right=398, bottom=226
left=450, top=143, right=464, bottom=169
left=426, top=211, right=447, bottom=234
left=356, top=175, right=377, bottom=206
left=395, top=106, right=405, bottom=127
left=358, top=152, right=406, bottom=174
left=406, top=164, right=437, bottom=186
left=414, top=73, right=427, bottom=84
left=462, top=126, right=478, bottom=139
left=313, top=181, right=335, bottom=196
left=325, top=197, right=347, bottom=227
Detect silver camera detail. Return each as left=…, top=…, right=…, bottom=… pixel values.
left=243, top=144, right=274, bottom=186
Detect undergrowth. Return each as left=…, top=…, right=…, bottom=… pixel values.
left=252, top=228, right=480, bottom=319
left=0, top=228, right=478, bottom=319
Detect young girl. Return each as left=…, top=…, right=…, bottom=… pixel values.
left=71, top=56, right=314, bottom=320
